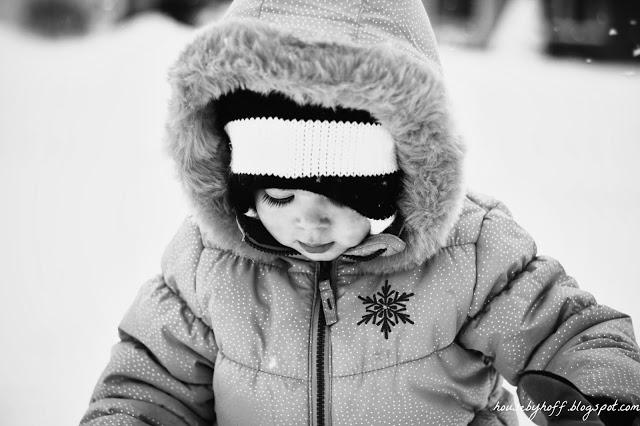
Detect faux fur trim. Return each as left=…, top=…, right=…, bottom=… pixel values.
left=166, top=18, right=465, bottom=274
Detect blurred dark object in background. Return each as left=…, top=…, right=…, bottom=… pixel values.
left=0, top=0, right=226, bottom=37
left=22, top=0, right=128, bottom=36
left=542, top=0, right=640, bottom=60
left=425, top=0, right=510, bottom=47
left=126, top=0, right=223, bottom=25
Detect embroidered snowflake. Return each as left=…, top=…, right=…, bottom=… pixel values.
left=357, top=280, right=415, bottom=339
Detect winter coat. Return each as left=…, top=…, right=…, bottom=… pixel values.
left=81, top=0, right=640, bottom=425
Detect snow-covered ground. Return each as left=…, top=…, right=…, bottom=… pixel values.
left=0, top=1, right=638, bottom=425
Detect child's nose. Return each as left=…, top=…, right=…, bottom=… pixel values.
left=296, top=199, right=330, bottom=230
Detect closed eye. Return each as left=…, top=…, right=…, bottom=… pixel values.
left=261, top=192, right=294, bottom=207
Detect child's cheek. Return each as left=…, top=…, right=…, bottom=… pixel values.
left=338, top=213, right=371, bottom=246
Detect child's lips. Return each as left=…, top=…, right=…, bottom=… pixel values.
left=299, top=241, right=334, bottom=254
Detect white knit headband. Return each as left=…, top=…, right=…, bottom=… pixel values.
left=226, top=117, right=398, bottom=177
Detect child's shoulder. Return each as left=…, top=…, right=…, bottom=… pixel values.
left=464, top=190, right=512, bottom=216
left=444, top=191, right=525, bottom=249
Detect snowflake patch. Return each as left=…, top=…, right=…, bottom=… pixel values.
left=357, top=280, right=415, bottom=339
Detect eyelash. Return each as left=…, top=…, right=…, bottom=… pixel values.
left=261, top=192, right=294, bottom=207
left=260, top=192, right=344, bottom=208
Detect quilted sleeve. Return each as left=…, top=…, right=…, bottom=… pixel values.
left=80, top=275, right=217, bottom=426
left=457, top=202, right=640, bottom=410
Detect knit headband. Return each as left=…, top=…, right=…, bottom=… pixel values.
left=218, top=90, right=400, bottom=234
left=226, top=118, right=397, bottom=179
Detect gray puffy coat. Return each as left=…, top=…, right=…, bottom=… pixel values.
left=81, top=0, right=640, bottom=425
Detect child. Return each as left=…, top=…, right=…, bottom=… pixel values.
left=81, top=0, right=640, bottom=425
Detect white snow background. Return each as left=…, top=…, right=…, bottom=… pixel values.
left=0, top=1, right=638, bottom=425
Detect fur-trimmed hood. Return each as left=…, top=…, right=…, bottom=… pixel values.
left=165, top=0, right=465, bottom=273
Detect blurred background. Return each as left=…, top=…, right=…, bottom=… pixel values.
left=0, top=0, right=638, bottom=425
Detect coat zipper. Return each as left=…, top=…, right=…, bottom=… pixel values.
left=312, top=261, right=337, bottom=426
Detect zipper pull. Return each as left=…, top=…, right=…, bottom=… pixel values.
left=319, top=279, right=338, bottom=326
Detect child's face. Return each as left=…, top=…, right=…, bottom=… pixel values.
left=254, top=188, right=371, bottom=261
